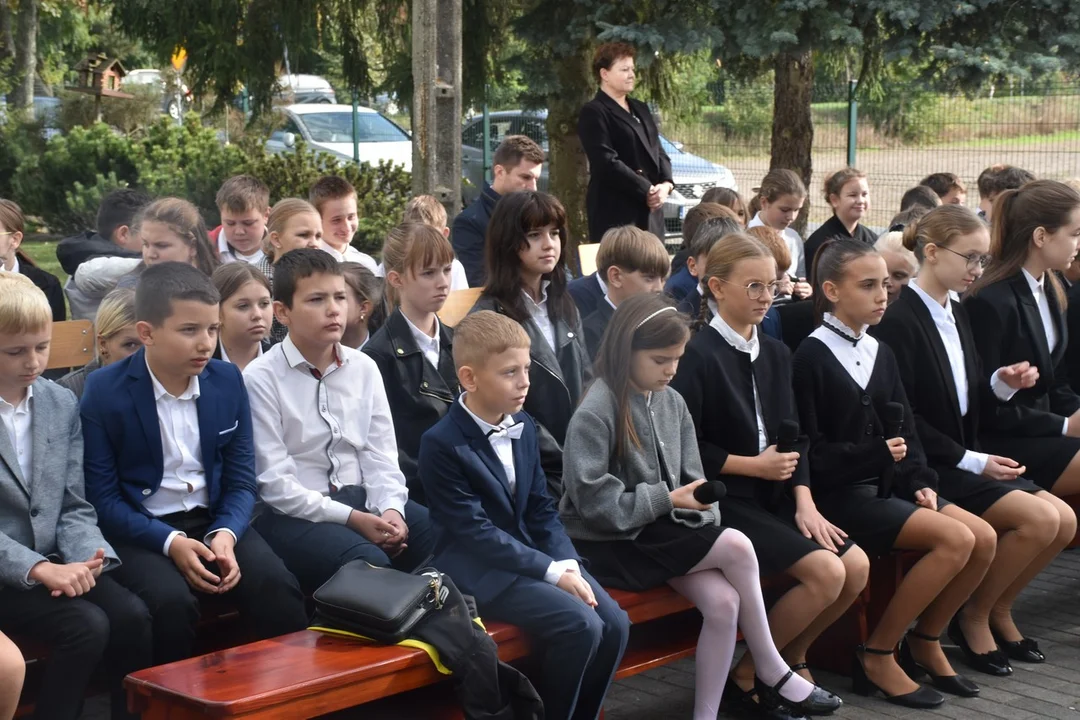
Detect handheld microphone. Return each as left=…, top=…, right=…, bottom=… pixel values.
left=770, top=419, right=802, bottom=506
left=693, top=480, right=728, bottom=505
left=878, top=402, right=905, bottom=498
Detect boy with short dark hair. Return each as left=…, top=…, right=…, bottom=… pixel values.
left=82, top=262, right=307, bottom=665
left=919, top=172, right=967, bottom=206
left=582, top=225, right=669, bottom=359
left=976, top=164, right=1035, bottom=222
left=215, top=175, right=271, bottom=266
left=309, top=175, right=379, bottom=271
left=244, top=249, right=435, bottom=592
left=664, top=211, right=743, bottom=308
left=663, top=203, right=741, bottom=303
left=402, top=195, right=470, bottom=289
left=419, top=310, right=629, bottom=720
left=0, top=273, right=150, bottom=720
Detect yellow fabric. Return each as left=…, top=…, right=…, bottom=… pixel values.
left=308, top=617, right=488, bottom=677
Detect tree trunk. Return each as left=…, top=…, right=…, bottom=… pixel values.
left=770, top=50, right=814, bottom=235
left=546, top=44, right=593, bottom=274
left=10, top=0, right=37, bottom=109
left=0, top=1, right=14, bottom=66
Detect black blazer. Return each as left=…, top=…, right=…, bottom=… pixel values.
left=1066, top=279, right=1080, bottom=393
left=17, top=253, right=65, bottom=321
left=582, top=300, right=613, bottom=361
left=964, top=271, right=1080, bottom=438
left=670, top=326, right=809, bottom=503
left=363, top=308, right=458, bottom=504
left=451, top=184, right=500, bottom=288
left=578, top=91, right=673, bottom=242
left=872, top=286, right=983, bottom=469
left=567, top=272, right=605, bottom=319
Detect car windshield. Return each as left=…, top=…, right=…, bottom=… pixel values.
left=299, top=112, right=409, bottom=143
left=659, top=136, right=681, bottom=154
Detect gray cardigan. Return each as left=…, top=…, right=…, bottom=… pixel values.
left=559, top=378, right=720, bottom=542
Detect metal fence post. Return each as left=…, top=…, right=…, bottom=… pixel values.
left=847, top=79, right=858, bottom=168
left=482, top=84, right=492, bottom=184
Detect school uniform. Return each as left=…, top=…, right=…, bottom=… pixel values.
left=747, top=213, right=806, bottom=279
left=664, top=265, right=697, bottom=303
left=792, top=315, right=946, bottom=556
left=873, top=284, right=1038, bottom=514
left=1065, top=279, right=1080, bottom=393
left=245, top=336, right=436, bottom=593
left=680, top=289, right=784, bottom=343
left=0, top=378, right=150, bottom=720
left=670, top=311, right=853, bottom=574
left=81, top=349, right=308, bottom=664
left=13, top=252, right=66, bottom=321
left=212, top=338, right=271, bottom=364
left=803, top=216, right=877, bottom=279
left=57, top=357, right=103, bottom=400
left=567, top=271, right=606, bottom=319
left=964, top=271, right=1080, bottom=490
left=469, top=286, right=589, bottom=446
left=560, top=379, right=725, bottom=590
left=363, top=308, right=459, bottom=504
left=582, top=296, right=615, bottom=361
left=419, top=398, right=629, bottom=720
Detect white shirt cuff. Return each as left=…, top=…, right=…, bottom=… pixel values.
left=203, top=528, right=238, bottom=546
left=1064, top=417, right=1070, bottom=437
left=957, top=450, right=990, bottom=475
left=990, top=369, right=1019, bottom=402
left=163, top=530, right=187, bottom=556
left=543, top=558, right=581, bottom=585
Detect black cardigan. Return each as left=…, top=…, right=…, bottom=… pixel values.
left=792, top=336, right=937, bottom=499
left=363, top=308, right=458, bottom=504
left=963, top=271, right=1080, bottom=438
left=670, top=325, right=809, bottom=502
left=803, top=216, right=878, bottom=281
left=871, top=285, right=984, bottom=468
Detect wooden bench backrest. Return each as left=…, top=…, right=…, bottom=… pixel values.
left=578, top=243, right=600, bottom=277
left=48, top=320, right=94, bottom=370
left=438, top=287, right=483, bottom=328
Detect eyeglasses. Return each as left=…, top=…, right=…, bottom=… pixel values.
left=719, top=278, right=782, bottom=300
left=0, top=232, right=14, bottom=237
left=938, top=245, right=993, bottom=270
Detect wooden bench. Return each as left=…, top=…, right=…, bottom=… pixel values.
left=48, top=319, right=94, bottom=370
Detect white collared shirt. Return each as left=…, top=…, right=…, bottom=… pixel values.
left=0, top=386, right=33, bottom=482
left=748, top=212, right=805, bottom=278
left=1, top=255, right=19, bottom=274
left=523, top=280, right=556, bottom=352
left=811, top=313, right=879, bottom=389
left=244, top=335, right=408, bottom=525
left=218, top=339, right=264, bottom=367
left=595, top=272, right=609, bottom=297
left=708, top=308, right=768, bottom=452
left=1023, top=268, right=1059, bottom=352
left=320, top=241, right=379, bottom=272
left=603, top=294, right=617, bottom=311
left=217, top=229, right=267, bottom=266
left=143, top=358, right=214, bottom=555
left=403, top=312, right=441, bottom=369
left=458, top=394, right=579, bottom=585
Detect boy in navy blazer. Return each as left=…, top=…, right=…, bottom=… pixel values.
left=419, top=311, right=629, bottom=720
left=82, top=263, right=307, bottom=665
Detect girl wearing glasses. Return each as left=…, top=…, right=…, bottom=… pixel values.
left=793, top=237, right=997, bottom=709
left=874, top=204, right=1069, bottom=677
left=670, top=233, right=867, bottom=717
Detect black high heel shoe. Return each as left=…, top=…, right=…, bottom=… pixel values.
left=947, top=615, right=1012, bottom=676
left=724, top=677, right=809, bottom=720
left=898, top=630, right=980, bottom=697
left=990, top=627, right=1045, bottom=663
left=756, top=671, right=841, bottom=716
left=851, top=645, right=944, bottom=709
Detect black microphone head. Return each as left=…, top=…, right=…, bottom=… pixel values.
left=692, top=480, right=727, bottom=505
left=778, top=419, right=800, bottom=444
left=884, top=402, right=905, bottom=424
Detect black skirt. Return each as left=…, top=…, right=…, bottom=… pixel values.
left=816, top=482, right=950, bottom=557
left=719, top=496, right=854, bottom=576
left=574, top=517, right=725, bottom=592
left=935, top=466, right=1040, bottom=517
left=979, top=434, right=1080, bottom=492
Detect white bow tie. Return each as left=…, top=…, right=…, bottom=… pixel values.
left=486, top=422, right=524, bottom=440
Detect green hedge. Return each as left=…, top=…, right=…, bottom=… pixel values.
left=0, top=115, right=411, bottom=256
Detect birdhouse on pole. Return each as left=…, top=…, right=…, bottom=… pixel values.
left=70, top=53, right=134, bottom=122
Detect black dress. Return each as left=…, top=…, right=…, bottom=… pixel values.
left=803, top=216, right=878, bottom=282
left=671, top=324, right=853, bottom=575
left=964, top=272, right=1080, bottom=490
left=793, top=334, right=947, bottom=557
left=873, top=286, right=1038, bottom=515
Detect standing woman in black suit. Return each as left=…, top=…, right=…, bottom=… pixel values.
left=874, top=204, right=1074, bottom=676
left=578, top=42, right=674, bottom=243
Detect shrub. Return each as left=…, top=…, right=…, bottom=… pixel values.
left=703, top=84, right=773, bottom=144
left=56, top=86, right=164, bottom=135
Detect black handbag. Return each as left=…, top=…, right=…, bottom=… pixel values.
left=312, top=559, right=448, bottom=644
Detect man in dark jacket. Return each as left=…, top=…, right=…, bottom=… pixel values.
left=451, top=135, right=544, bottom=287
left=56, top=187, right=149, bottom=276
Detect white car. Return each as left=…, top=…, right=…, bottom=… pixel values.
left=276, top=74, right=336, bottom=104
left=266, top=104, right=412, bottom=171
left=124, top=69, right=191, bottom=119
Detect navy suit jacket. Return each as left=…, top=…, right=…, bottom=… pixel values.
left=80, top=348, right=257, bottom=553
left=418, top=400, right=581, bottom=605
left=567, top=272, right=605, bottom=319
left=451, top=184, right=501, bottom=288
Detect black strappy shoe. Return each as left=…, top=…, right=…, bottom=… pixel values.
left=991, top=626, right=1045, bottom=664
left=851, top=644, right=944, bottom=708
left=898, top=629, right=980, bottom=697
left=724, top=677, right=809, bottom=720
left=756, top=671, right=842, bottom=716
left=947, top=615, right=1012, bottom=676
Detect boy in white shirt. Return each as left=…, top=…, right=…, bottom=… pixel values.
left=309, top=175, right=380, bottom=272
left=215, top=175, right=271, bottom=266
left=245, top=249, right=434, bottom=592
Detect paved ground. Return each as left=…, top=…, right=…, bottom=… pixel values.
left=604, top=548, right=1080, bottom=719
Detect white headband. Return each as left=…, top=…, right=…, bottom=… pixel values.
left=635, top=306, right=677, bottom=330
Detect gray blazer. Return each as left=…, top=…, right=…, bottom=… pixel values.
left=0, top=379, right=116, bottom=590
left=559, top=378, right=719, bottom=542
